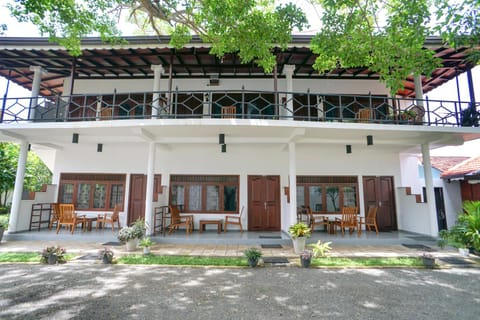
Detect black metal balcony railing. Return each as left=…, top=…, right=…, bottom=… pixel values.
left=1, top=89, right=478, bottom=127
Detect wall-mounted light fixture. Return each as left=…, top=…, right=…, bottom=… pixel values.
left=72, top=133, right=79, bottom=144
left=221, top=144, right=227, bottom=153
left=219, top=133, right=225, bottom=144
left=367, top=135, right=373, bottom=146
left=346, top=145, right=352, bottom=154
left=97, top=143, right=103, bottom=152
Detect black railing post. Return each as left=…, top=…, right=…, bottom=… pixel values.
left=425, top=96, right=431, bottom=125
left=307, top=89, right=311, bottom=121
left=174, top=87, right=178, bottom=119
left=241, top=86, right=245, bottom=119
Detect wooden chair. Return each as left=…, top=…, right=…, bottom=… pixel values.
left=224, top=206, right=244, bottom=232
left=221, top=106, right=236, bottom=118
left=356, top=108, right=372, bottom=123
left=334, top=206, right=359, bottom=235
left=358, top=205, right=379, bottom=235
left=97, top=204, right=121, bottom=232
left=168, top=205, right=192, bottom=235
left=307, top=207, right=328, bottom=232
left=48, top=203, right=61, bottom=230
left=56, top=204, right=86, bottom=234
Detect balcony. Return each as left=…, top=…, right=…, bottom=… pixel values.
left=1, top=89, right=478, bottom=127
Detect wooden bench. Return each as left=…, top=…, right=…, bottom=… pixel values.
left=199, top=219, right=223, bottom=233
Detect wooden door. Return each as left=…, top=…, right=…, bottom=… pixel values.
left=363, top=176, right=397, bottom=231
left=128, top=174, right=162, bottom=225
left=248, top=175, right=281, bottom=231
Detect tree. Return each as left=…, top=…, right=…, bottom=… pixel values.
left=7, top=0, right=479, bottom=94
left=0, top=143, right=52, bottom=207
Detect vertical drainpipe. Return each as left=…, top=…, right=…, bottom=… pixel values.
left=421, top=143, right=438, bottom=236
left=283, top=65, right=295, bottom=120
left=8, top=140, right=29, bottom=233
left=29, top=66, right=44, bottom=121
left=145, top=142, right=156, bottom=235
left=466, top=68, right=477, bottom=114
left=288, top=142, right=297, bottom=230
left=151, top=65, right=164, bottom=118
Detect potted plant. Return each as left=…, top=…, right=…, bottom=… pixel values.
left=118, top=218, right=146, bottom=251
left=300, top=250, right=313, bottom=268
left=421, top=252, right=435, bottom=269
left=438, top=226, right=470, bottom=256
left=244, top=247, right=262, bottom=268
left=99, top=247, right=114, bottom=264
left=308, top=240, right=332, bottom=258
left=0, top=215, right=8, bottom=243
left=40, top=246, right=67, bottom=265
left=288, top=222, right=311, bottom=254
left=139, top=237, right=155, bottom=255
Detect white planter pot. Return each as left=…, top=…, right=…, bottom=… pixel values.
left=292, top=237, right=306, bottom=254
left=125, top=239, right=138, bottom=252
left=458, top=248, right=469, bottom=257
left=143, top=247, right=151, bottom=255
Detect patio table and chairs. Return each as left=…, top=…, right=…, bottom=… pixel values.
left=97, top=204, right=121, bottom=232
left=335, top=206, right=359, bottom=235
left=56, top=203, right=87, bottom=234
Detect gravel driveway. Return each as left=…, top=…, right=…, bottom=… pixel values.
left=0, top=264, right=479, bottom=319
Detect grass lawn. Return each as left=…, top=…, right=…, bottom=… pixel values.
left=0, top=252, right=75, bottom=263
left=311, top=256, right=424, bottom=268
left=0, top=252, right=426, bottom=268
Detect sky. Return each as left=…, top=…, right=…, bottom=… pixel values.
left=1, top=0, right=479, bottom=156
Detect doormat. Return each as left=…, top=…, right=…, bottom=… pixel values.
left=263, top=257, right=289, bottom=264
left=102, top=241, right=122, bottom=246
left=402, top=244, right=436, bottom=252
left=261, top=244, right=282, bottom=248
left=439, top=257, right=475, bottom=265
left=259, top=235, right=282, bottom=239
left=407, top=235, right=437, bottom=242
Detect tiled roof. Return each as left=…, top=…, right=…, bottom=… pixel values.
left=440, top=156, right=480, bottom=179
left=427, top=156, right=470, bottom=172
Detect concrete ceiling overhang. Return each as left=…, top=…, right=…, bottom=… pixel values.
left=1, top=119, right=479, bottom=154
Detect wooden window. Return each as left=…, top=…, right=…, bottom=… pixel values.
left=58, top=173, right=126, bottom=211
left=296, top=176, right=358, bottom=214
left=170, top=175, right=239, bottom=213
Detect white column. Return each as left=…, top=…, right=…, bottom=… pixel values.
left=29, top=66, right=44, bottom=120
left=283, top=65, right=295, bottom=119
left=288, top=142, right=297, bottom=228
left=421, top=143, right=438, bottom=236
left=8, top=140, right=29, bottom=232
left=414, top=74, right=424, bottom=107
left=151, top=65, right=164, bottom=118
left=144, top=142, right=156, bottom=235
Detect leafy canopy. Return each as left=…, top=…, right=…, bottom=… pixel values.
left=7, top=0, right=479, bottom=94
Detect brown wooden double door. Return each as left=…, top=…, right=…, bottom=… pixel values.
left=363, top=176, right=397, bottom=232
left=248, top=175, right=281, bottom=231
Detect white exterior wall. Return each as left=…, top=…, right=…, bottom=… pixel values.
left=72, top=78, right=389, bottom=96
left=48, top=140, right=404, bottom=231
left=16, top=185, right=57, bottom=232
left=396, top=188, right=430, bottom=234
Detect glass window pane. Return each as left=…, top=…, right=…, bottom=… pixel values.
left=296, top=186, right=305, bottom=207
left=223, top=186, right=237, bottom=212
left=60, top=184, right=74, bottom=203
left=309, top=186, right=323, bottom=212
left=77, top=183, right=91, bottom=209
left=93, top=184, right=106, bottom=208
left=206, top=185, right=220, bottom=211
left=188, top=185, right=202, bottom=211
left=325, top=186, right=340, bottom=212
left=343, top=186, right=357, bottom=207
left=171, top=185, right=185, bottom=206
left=109, top=184, right=124, bottom=209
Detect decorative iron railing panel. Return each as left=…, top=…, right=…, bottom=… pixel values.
left=1, top=89, right=478, bottom=127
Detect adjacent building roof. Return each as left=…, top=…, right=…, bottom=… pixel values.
left=427, top=156, right=470, bottom=172
left=0, top=35, right=476, bottom=97
left=440, top=156, right=480, bottom=180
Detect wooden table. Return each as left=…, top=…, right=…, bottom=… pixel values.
left=199, top=219, right=223, bottom=233
left=83, top=217, right=97, bottom=231
left=327, top=219, right=337, bottom=234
